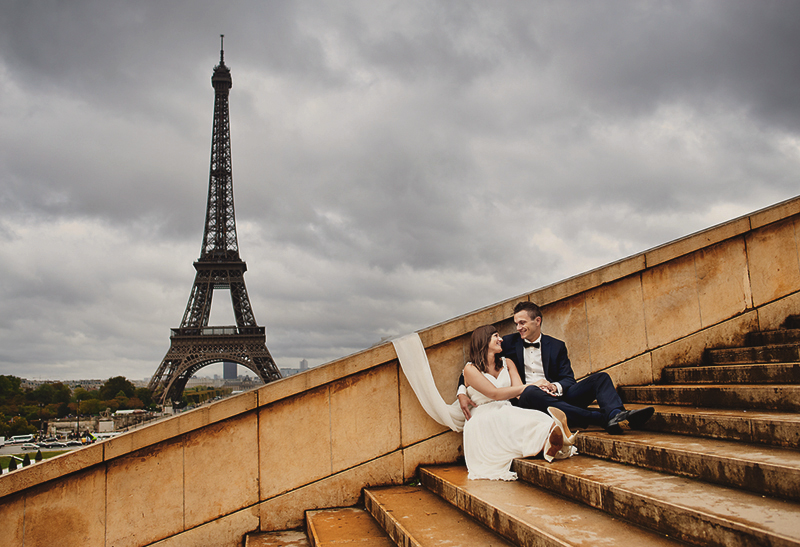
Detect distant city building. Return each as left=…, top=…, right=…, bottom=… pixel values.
left=48, top=410, right=157, bottom=437
left=18, top=377, right=151, bottom=391
left=21, top=379, right=106, bottom=392
left=280, top=359, right=311, bottom=378
left=185, top=376, right=224, bottom=389
left=223, top=361, right=238, bottom=380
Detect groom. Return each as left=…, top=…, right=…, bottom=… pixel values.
left=458, top=301, right=654, bottom=433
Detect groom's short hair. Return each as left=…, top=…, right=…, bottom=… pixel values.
left=513, top=301, right=542, bottom=320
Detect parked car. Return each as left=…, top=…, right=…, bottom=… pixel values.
left=39, top=440, right=68, bottom=448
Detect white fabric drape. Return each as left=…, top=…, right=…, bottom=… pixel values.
left=391, top=333, right=465, bottom=432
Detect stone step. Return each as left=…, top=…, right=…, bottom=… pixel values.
left=619, top=384, right=800, bottom=411
left=513, top=457, right=800, bottom=547
left=661, top=362, right=800, bottom=384
left=634, top=405, right=800, bottom=448
left=417, top=466, right=686, bottom=547
left=245, top=530, right=310, bottom=547
left=747, top=328, right=800, bottom=346
left=576, top=430, right=800, bottom=501
left=306, top=507, right=394, bottom=547
left=364, top=485, right=515, bottom=546
left=705, top=344, right=800, bottom=365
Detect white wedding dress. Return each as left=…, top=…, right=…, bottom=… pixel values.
left=464, top=360, right=557, bottom=481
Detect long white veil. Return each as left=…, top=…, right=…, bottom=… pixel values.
left=392, top=333, right=465, bottom=433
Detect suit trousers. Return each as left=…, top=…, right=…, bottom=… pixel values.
left=515, top=372, right=624, bottom=428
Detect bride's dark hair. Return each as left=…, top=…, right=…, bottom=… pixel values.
left=469, top=325, right=502, bottom=373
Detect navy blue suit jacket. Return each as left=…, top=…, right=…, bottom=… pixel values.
left=501, top=333, right=577, bottom=393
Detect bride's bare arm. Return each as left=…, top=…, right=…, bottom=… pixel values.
left=463, top=364, right=526, bottom=401
left=506, top=358, right=523, bottom=387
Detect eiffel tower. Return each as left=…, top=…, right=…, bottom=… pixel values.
left=149, top=37, right=281, bottom=405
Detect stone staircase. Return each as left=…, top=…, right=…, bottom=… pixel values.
left=247, top=320, right=800, bottom=546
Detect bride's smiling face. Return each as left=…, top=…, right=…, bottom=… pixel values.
left=488, top=332, right=502, bottom=352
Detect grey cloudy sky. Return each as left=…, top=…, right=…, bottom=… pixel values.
left=1, top=1, right=799, bottom=381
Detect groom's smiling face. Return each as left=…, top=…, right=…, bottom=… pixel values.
left=514, top=310, right=542, bottom=342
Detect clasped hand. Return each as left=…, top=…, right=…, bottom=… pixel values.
left=530, top=379, right=559, bottom=396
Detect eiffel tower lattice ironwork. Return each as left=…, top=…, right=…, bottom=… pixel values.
left=149, top=37, right=281, bottom=405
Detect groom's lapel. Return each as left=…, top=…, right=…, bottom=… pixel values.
left=515, top=337, right=526, bottom=382
left=541, top=335, right=551, bottom=379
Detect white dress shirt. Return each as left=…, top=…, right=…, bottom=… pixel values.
left=523, top=335, right=563, bottom=396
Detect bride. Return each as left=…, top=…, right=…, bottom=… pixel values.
left=462, top=325, right=577, bottom=480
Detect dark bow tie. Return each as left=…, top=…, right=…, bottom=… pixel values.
left=523, top=340, right=540, bottom=348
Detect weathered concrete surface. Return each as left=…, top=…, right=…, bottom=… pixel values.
left=637, top=404, right=800, bottom=448
left=365, top=485, right=514, bottom=547
left=246, top=530, right=309, bottom=547
left=662, top=362, right=800, bottom=384
left=418, top=465, right=684, bottom=547
left=514, top=457, right=800, bottom=547
left=577, top=430, right=800, bottom=500
left=620, top=384, right=800, bottom=411
left=307, top=507, right=393, bottom=547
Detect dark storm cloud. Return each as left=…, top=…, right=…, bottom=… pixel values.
left=534, top=3, right=800, bottom=125
left=0, top=0, right=799, bottom=380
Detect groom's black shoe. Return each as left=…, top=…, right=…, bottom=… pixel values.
left=627, top=406, right=655, bottom=429
left=605, top=407, right=655, bottom=434
left=605, top=410, right=627, bottom=434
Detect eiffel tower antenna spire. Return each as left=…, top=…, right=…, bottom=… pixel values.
left=220, top=34, right=225, bottom=64
left=149, top=39, right=281, bottom=405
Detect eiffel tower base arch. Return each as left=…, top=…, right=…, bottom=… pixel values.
left=149, top=329, right=281, bottom=405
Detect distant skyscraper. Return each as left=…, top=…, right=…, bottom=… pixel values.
left=300, top=359, right=308, bottom=371
left=223, top=361, right=238, bottom=380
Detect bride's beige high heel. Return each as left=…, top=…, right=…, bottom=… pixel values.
left=543, top=423, right=564, bottom=462
left=548, top=407, right=578, bottom=445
